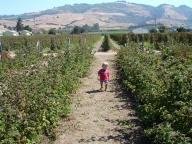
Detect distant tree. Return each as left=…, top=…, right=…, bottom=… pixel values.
left=16, top=18, right=24, bottom=32
left=93, top=23, right=100, bottom=31
left=177, top=27, right=187, bottom=32
left=24, top=25, right=32, bottom=32
left=71, top=26, right=79, bottom=34
left=3, top=25, right=7, bottom=28
left=71, top=26, right=85, bottom=34
left=149, top=28, right=158, bottom=33
left=7, top=26, right=13, bottom=30
left=48, top=28, right=57, bottom=35
left=158, top=25, right=167, bottom=33
left=82, top=24, right=90, bottom=32
left=82, top=23, right=100, bottom=32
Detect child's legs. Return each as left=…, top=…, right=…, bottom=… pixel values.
left=104, top=80, right=109, bottom=91
left=105, top=83, right=108, bottom=91
left=100, top=81, right=104, bottom=89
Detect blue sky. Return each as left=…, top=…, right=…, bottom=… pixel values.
left=0, top=0, right=192, bottom=15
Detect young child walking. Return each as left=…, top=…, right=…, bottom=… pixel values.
left=98, top=62, right=110, bottom=91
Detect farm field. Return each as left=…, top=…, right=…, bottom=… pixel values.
left=1, top=0, right=192, bottom=144
left=111, top=33, right=192, bottom=143
left=0, top=34, right=101, bottom=143
left=0, top=32, right=192, bottom=144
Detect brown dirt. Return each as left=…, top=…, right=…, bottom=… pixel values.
left=44, top=39, right=145, bottom=144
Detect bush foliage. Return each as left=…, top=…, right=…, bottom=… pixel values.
left=113, top=33, right=192, bottom=144
left=0, top=34, right=100, bottom=143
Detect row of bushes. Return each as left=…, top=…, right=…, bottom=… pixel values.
left=0, top=34, right=90, bottom=51
left=0, top=34, right=95, bottom=72
left=101, top=35, right=111, bottom=51
left=117, top=43, right=192, bottom=144
left=110, top=33, right=192, bottom=59
left=0, top=34, right=100, bottom=143
left=110, top=33, right=192, bottom=45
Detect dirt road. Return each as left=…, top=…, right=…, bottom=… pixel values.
left=48, top=39, right=145, bottom=144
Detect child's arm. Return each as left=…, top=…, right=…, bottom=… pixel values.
left=98, top=70, right=100, bottom=80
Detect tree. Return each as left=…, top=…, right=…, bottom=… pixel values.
left=149, top=28, right=158, bottom=33
left=71, top=26, right=85, bottom=34
left=93, top=23, right=100, bottom=31
left=82, top=24, right=90, bottom=32
left=177, top=27, right=187, bottom=32
left=48, top=28, right=57, bottom=35
left=7, top=26, right=13, bottom=30
left=158, top=25, right=167, bottom=33
left=82, top=23, right=100, bottom=32
left=16, top=18, right=24, bottom=32
left=24, top=25, right=32, bottom=32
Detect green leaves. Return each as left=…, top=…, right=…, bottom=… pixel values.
left=0, top=34, right=101, bottom=143
left=116, top=38, right=192, bottom=143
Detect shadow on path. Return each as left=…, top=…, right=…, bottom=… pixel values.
left=86, top=90, right=102, bottom=94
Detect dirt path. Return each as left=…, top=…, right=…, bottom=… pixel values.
left=50, top=39, right=145, bottom=144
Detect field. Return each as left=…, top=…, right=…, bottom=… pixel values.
left=111, top=33, right=192, bottom=143
left=0, top=34, right=100, bottom=143
left=0, top=32, right=192, bottom=144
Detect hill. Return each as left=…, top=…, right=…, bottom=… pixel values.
left=0, top=1, right=192, bottom=30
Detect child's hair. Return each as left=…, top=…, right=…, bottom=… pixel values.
left=102, top=62, right=109, bottom=69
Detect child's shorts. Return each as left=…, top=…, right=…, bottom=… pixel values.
left=100, top=80, right=109, bottom=84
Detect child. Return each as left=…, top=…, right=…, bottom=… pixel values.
left=98, top=62, right=110, bottom=91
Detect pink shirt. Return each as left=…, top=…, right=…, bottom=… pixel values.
left=98, top=68, right=110, bottom=81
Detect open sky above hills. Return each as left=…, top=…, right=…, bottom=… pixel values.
left=0, top=0, right=192, bottom=15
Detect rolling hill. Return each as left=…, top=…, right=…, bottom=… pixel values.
left=0, top=1, right=192, bottom=31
